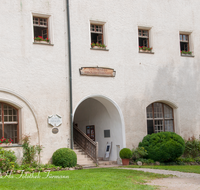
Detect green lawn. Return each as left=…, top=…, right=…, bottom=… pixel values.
left=0, top=168, right=169, bottom=190
left=122, top=165, right=200, bottom=174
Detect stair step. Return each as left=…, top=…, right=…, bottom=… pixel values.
left=74, top=142, right=96, bottom=167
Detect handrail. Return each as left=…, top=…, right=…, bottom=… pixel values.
left=73, top=126, right=98, bottom=165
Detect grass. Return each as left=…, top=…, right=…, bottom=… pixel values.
left=122, top=165, right=200, bottom=174
left=0, top=168, right=170, bottom=190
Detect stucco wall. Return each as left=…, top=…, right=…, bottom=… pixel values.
left=1, top=0, right=200, bottom=164
left=70, top=0, right=200, bottom=150
left=0, top=0, right=70, bottom=163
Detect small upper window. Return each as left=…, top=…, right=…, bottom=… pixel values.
left=146, top=102, right=174, bottom=134
left=180, top=34, right=192, bottom=56
left=138, top=29, right=152, bottom=53
left=33, top=17, right=50, bottom=44
left=90, top=24, right=106, bottom=49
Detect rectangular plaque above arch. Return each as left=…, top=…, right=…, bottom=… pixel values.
left=79, top=67, right=116, bottom=77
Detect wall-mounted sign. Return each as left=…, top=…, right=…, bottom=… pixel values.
left=79, top=67, right=116, bottom=77
left=48, top=114, right=62, bottom=127
left=52, top=128, right=59, bottom=134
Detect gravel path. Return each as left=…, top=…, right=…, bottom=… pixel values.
left=119, top=168, right=200, bottom=190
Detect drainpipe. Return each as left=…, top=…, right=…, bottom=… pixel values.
left=66, top=0, right=73, bottom=149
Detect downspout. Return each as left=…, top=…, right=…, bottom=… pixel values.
left=66, top=0, right=73, bottom=149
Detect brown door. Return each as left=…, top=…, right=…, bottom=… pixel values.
left=86, top=125, right=95, bottom=141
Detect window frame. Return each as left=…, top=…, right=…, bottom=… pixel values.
left=0, top=103, right=19, bottom=143
left=138, top=29, right=149, bottom=47
left=32, top=13, right=53, bottom=45
left=146, top=102, right=174, bottom=134
left=90, top=21, right=107, bottom=50
left=180, top=34, right=189, bottom=51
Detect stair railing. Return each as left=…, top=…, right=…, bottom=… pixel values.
left=73, top=126, right=98, bottom=165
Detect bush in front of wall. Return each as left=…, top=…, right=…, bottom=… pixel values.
left=22, top=135, right=43, bottom=166
left=119, top=148, right=132, bottom=159
left=52, top=148, right=77, bottom=168
left=183, top=136, right=200, bottom=158
left=139, top=132, right=185, bottom=162
left=132, top=147, right=148, bottom=161
left=0, top=147, right=17, bottom=172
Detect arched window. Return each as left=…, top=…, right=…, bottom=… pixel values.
left=0, top=103, right=18, bottom=143
left=146, top=102, right=174, bottom=134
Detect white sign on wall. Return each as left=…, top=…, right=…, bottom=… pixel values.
left=48, top=114, right=62, bottom=127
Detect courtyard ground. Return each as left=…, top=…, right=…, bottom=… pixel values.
left=118, top=167, right=200, bottom=190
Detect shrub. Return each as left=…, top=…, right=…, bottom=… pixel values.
left=183, top=136, right=200, bottom=158
left=0, top=147, right=17, bottom=172
left=22, top=135, right=43, bottom=165
left=52, top=148, right=77, bottom=168
left=119, top=148, right=132, bottom=159
left=132, top=147, right=148, bottom=161
left=139, top=132, right=185, bottom=162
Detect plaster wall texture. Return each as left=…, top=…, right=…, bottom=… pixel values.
left=1, top=0, right=200, bottom=164
left=74, top=98, right=124, bottom=161
left=70, top=0, right=200, bottom=150
left=0, top=0, right=70, bottom=163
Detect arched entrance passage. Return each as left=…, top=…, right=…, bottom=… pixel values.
left=73, top=95, right=126, bottom=161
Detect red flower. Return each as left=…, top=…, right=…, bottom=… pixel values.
left=9, top=142, right=11, bottom=143
left=11, top=140, right=13, bottom=142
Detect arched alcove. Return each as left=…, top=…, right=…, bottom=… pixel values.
left=73, top=95, right=126, bottom=161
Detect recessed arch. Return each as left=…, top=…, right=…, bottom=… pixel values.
left=0, top=88, right=40, bottom=147
left=73, top=94, right=126, bottom=161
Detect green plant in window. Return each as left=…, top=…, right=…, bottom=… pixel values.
left=0, top=137, right=13, bottom=145
left=181, top=50, right=192, bottom=55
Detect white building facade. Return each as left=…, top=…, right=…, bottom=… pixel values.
left=0, top=0, right=200, bottom=164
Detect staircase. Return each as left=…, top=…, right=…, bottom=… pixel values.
left=74, top=142, right=97, bottom=167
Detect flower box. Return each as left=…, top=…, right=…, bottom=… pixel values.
left=0, top=143, right=12, bottom=147
left=34, top=36, right=50, bottom=44
left=181, top=51, right=192, bottom=56
left=139, top=49, right=151, bottom=53
left=139, top=46, right=152, bottom=53
left=34, top=40, right=50, bottom=44
left=91, top=43, right=106, bottom=49
left=181, top=53, right=192, bottom=56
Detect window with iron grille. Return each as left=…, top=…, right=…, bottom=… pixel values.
left=0, top=103, right=18, bottom=143
left=146, top=102, right=174, bottom=135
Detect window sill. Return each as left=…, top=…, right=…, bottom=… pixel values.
left=139, top=51, right=154, bottom=54
left=181, top=54, right=194, bottom=58
left=90, top=48, right=109, bottom=51
left=0, top=144, right=22, bottom=148
left=33, top=42, right=54, bottom=46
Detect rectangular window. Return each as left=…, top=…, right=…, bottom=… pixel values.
left=138, top=29, right=149, bottom=47
left=180, top=34, right=189, bottom=51
left=138, top=29, right=152, bottom=53
left=180, top=33, right=193, bottom=56
left=104, top=130, right=110, bottom=138
left=91, top=24, right=103, bottom=44
left=90, top=23, right=106, bottom=49
left=33, top=17, right=50, bottom=44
